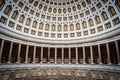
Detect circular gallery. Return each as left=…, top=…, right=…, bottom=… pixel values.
left=0, top=0, right=120, bottom=80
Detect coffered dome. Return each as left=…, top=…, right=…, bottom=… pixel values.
left=0, top=0, right=120, bottom=44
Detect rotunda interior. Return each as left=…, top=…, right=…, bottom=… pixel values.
left=0, top=0, right=120, bottom=80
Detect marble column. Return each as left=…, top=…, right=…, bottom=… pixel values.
left=115, top=41, right=120, bottom=65
left=33, top=46, right=36, bottom=63
left=40, top=47, right=43, bottom=63
left=106, top=43, right=111, bottom=65
left=98, top=44, right=102, bottom=64
left=69, top=48, right=71, bottom=64
left=83, top=46, right=86, bottom=64
left=0, top=40, right=4, bottom=63
left=76, top=47, right=78, bottom=64
left=8, top=42, right=13, bottom=63
left=25, top=45, right=29, bottom=63
left=90, top=46, right=94, bottom=64
left=55, top=48, right=57, bottom=64
left=48, top=47, right=50, bottom=63
left=62, top=48, right=64, bottom=64
left=16, top=44, right=21, bottom=63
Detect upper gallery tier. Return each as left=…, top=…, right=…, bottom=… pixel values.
left=0, top=0, right=120, bottom=44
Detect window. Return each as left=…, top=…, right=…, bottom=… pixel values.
left=45, top=23, right=49, bottom=31
left=72, top=6, right=76, bottom=11
left=0, top=16, right=7, bottom=24
left=30, top=10, right=34, bottom=14
left=86, top=0, right=91, bottom=4
left=0, top=0, right=5, bottom=11
left=36, top=12, right=40, bottom=17
left=44, top=6, right=47, bottom=11
left=16, top=25, right=22, bottom=31
left=115, top=0, right=120, bottom=11
left=76, top=23, right=80, bottom=30
left=70, top=33, right=74, bottom=37
left=58, top=8, right=61, bottom=13
left=18, top=1, right=23, bottom=8
left=58, top=34, right=61, bottom=38
left=77, top=32, right=81, bottom=37
left=82, top=2, right=86, bottom=7
left=29, top=0, right=33, bottom=3
left=105, top=22, right=111, bottom=29
left=39, top=22, right=43, bottom=30
left=4, top=5, right=12, bottom=16
left=82, top=21, right=87, bottom=29
left=108, top=6, right=116, bottom=17
left=95, top=16, right=101, bottom=24
left=88, top=19, right=94, bottom=27
left=97, top=26, right=103, bottom=32
left=8, top=21, right=15, bottom=28
left=91, top=7, right=96, bottom=12
left=11, top=10, right=19, bottom=20
left=101, top=0, right=108, bottom=4
left=52, top=24, right=56, bottom=31
left=19, top=15, right=25, bottom=23
left=53, top=8, right=57, bottom=13
left=39, top=4, right=42, bottom=9
left=96, top=2, right=102, bottom=9
left=31, top=30, right=36, bottom=35
left=112, top=17, right=120, bottom=26
left=26, top=18, right=31, bottom=26
left=77, top=4, right=81, bottom=10
left=70, top=24, right=74, bottom=31
left=64, top=24, right=68, bottom=32
left=24, top=28, right=29, bottom=33
left=101, top=12, right=108, bottom=21
left=48, top=7, right=52, bottom=12
left=58, top=24, right=62, bottom=32
left=34, top=1, right=38, bottom=7
left=63, top=8, right=66, bottom=13
left=51, top=33, right=55, bottom=38
left=45, top=33, right=49, bottom=37
left=24, top=6, right=29, bottom=11
left=32, top=21, right=37, bottom=28
left=84, top=31, right=88, bottom=35
left=90, top=29, right=96, bottom=34
left=64, top=34, right=68, bottom=38
left=68, top=7, right=71, bottom=13
left=38, top=32, right=42, bottom=36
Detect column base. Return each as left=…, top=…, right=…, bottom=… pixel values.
left=32, top=62, right=35, bottom=63
left=76, top=62, right=79, bottom=64
left=117, top=63, right=120, bottom=65
left=62, top=62, right=64, bottom=64
left=54, top=62, right=57, bottom=64
left=16, top=61, right=20, bottom=63
left=7, top=61, right=11, bottom=63
left=25, top=62, right=28, bottom=63
left=40, top=62, right=43, bottom=64
left=91, top=63, right=94, bottom=64
left=108, top=63, right=112, bottom=65
left=99, top=63, right=103, bottom=64
left=83, top=62, right=86, bottom=64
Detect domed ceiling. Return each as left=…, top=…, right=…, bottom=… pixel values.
left=0, top=0, right=120, bottom=44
